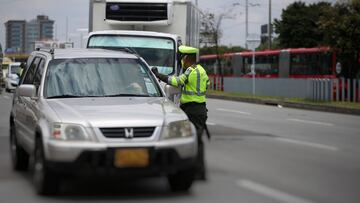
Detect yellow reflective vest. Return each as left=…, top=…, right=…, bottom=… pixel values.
left=167, top=64, right=210, bottom=104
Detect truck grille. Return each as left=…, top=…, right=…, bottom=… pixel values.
left=100, top=127, right=155, bottom=138
left=105, top=2, right=168, bottom=22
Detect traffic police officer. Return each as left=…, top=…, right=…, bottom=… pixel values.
left=152, top=45, right=210, bottom=180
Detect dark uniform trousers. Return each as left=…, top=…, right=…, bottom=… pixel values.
left=180, top=102, right=207, bottom=178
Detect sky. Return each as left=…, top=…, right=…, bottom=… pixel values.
left=0, top=0, right=336, bottom=50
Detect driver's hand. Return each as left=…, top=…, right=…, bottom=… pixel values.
left=151, top=67, right=159, bottom=76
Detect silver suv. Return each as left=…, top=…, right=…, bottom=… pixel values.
left=10, top=48, right=197, bottom=195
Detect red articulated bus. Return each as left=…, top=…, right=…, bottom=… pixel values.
left=200, top=47, right=337, bottom=79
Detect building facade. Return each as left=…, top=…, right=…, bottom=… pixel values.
left=4, top=20, right=26, bottom=53
left=5, top=15, right=54, bottom=54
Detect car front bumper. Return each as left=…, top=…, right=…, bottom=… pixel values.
left=45, top=137, right=197, bottom=176
left=46, top=147, right=196, bottom=177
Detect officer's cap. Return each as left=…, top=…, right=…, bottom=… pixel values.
left=179, top=45, right=199, bottom=55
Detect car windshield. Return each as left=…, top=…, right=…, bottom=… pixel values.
left=87, top=35, right=175, bottom=75
left=45, top=58, right=162, bottom=98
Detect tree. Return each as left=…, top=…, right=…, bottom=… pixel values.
left=319, top=0, right=360, bottom=78
left=273, top=2, right=332, bottom=48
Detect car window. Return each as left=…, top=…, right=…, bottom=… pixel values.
left=45, top=58, right=162, bottom=98
left=33, top=58, right=46, bottom=93
left=23, top=57, right=41, bottom=85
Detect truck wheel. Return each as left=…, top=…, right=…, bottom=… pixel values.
left=10, top=123, right=29, bottom=171
left=33, top=137, right=59, bottom=195
left=167, top=168, right=195, bottom=192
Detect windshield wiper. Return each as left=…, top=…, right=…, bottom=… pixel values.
left=47, top=95, right=85, bottom=99
left=104, top=93, right=150, bottom=97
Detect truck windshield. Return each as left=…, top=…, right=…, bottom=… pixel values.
left=88, top=35, right=175, bottom=75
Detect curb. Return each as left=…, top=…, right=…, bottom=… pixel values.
left=207, top=94, right=360, bottom=116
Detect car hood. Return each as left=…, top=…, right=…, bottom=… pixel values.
left=46, top=97, right=186, bottom=127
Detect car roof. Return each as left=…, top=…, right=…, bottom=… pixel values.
left=34, top=48, right=138, bottom=60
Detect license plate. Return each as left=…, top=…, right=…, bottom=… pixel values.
left=114, top=148, right=149, bottom=168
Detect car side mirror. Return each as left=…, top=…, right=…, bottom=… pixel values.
left=164, top=84, right=181, bottom=97
left=18, top=84, right=36, bottom=98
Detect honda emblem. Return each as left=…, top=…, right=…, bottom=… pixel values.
left=124, top=128, right=134, bottom=139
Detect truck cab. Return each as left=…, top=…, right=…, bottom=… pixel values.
left=87, top=0, right=200, bottom=104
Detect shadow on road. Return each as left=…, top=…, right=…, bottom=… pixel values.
left=18, top=171, right=193, bottom=200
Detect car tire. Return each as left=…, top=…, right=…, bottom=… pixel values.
left=33, top=137, right=59, bottom=195
left=10, top=122, right=29, bottom=171
left=168, top=168, right=195, bottom=192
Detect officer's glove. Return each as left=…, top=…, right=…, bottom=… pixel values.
left=151, top=67, right=168, bottom=83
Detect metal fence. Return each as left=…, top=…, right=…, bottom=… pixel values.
left=310, top=79, right=360, bottom=102
left=208, top=76, right=360, bottom=103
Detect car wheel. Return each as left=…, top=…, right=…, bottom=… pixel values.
left=168, top=168, right=195, bottom=192
left=10, top=123, right=29, bottom=171
left=33, top=137, right=59, bottom=195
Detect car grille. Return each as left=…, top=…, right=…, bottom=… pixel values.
left=105, top=2, right=168, bottom=22
left=100, top=127, right=155, bottom=138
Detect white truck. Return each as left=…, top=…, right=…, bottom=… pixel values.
left=87, top=0, right=200, bottom=78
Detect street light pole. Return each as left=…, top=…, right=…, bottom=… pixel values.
left=268, top=0, right=272, bottom=49
left=245, top=0, right=248, bottom=49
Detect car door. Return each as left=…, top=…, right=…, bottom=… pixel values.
left=14, top=57, right=41, bottom=150
left=24, top=57, right=46, bottom=150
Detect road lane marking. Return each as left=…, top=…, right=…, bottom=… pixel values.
left=217, top=108, right=251, bottom=115
left=287, top=118, right=333, bottom=126
left=237, top=179, right=315, bottom=203
left=3, top=95, right=10, bottom=100
left=206, top=122, right=216, bottom=126
left=275, top=137, right=339, bottom=151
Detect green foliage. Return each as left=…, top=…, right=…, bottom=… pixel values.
left=319, top=0, right=360, bottom=78
left=274, top=2, right=332, bottom=48
left=319, top=1, right=360, bottom=54
left=257, top=38, right=281, bottom=51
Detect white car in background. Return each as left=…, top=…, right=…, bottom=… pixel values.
left=5, top=62, right=21, bottom=92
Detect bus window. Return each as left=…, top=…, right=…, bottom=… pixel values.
left=243, top=57, right=252, bottom=75
left=223, top=56, right=233, bottom=75
left=290, top=52, right=333, bottom=76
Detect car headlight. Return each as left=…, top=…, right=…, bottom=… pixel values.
left=161, top=120, right=194, bottom=140
left=51, top=123, right=92, bottom=141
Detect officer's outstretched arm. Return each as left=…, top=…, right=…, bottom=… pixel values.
left=167, top=73, right=188, bottom=87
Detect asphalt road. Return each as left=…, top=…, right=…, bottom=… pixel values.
left=0, top=91, right=359, bottom=203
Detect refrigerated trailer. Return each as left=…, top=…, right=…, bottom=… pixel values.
left=88, top=0, right=200, bottom=76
